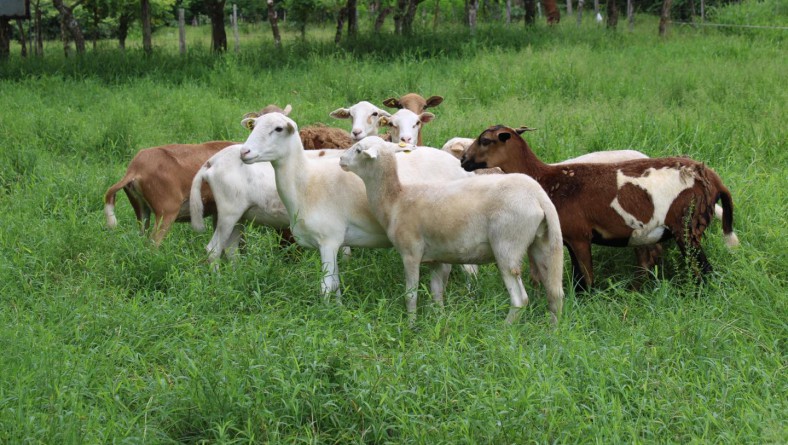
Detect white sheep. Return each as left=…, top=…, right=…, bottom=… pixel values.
left=238, top=113, right=475, bottom=303
left=329, top=101, right=391, bottom=141
left=339, top=140, right=565, bottom=324
left=378, top=108, right=434, bottom=146
left=190, top=145, right=345, bottom=264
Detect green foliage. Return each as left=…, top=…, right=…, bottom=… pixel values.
left=0, top=22, right=786, bottom=444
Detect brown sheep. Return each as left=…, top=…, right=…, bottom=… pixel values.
left=461, top=125, right=740, bottom=291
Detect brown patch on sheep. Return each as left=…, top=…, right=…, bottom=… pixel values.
left=298, top=124, right=354, bottom=150
left=616, top=183, right=654, bottom=225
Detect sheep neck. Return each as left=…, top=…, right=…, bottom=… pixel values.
left=362, top=151, right=402, bottom=231
left=269, top=141, right=310, bottom=220
left=500, top=136, right=552, bottom=180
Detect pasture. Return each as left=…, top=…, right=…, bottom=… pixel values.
left=0, top=19, right=786, bottom=443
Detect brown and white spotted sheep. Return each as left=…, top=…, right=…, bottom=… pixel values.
left=460, top=125, right=740, bottom=291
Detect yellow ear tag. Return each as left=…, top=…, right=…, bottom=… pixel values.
left=245, top=121, right=255, bottom=131
left=398, top=142, right=408, bottom=147
left=404, top=150, right=412, bottom=154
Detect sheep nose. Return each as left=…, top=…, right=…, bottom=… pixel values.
left=240, top=148, right=251, bottom=158
left=400, top=136, right=412, bottom=143
left=352, top=129, right=363, bottom=138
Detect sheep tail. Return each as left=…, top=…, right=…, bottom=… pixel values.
left=540, top=195, right=565, bottom=319
left=103, top=174, right=134, bottom=229
left=718, top=186, right=739, bottom=248
left=190, top=164, right=208, bottom=232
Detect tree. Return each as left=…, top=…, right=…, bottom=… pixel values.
left=659, top=0, right=671, bottom=36
left=0, top=18, right=11, bottom=59
left=606, top=0, right=618, bottom=28
left=52, top=0, right=87, bottom=54
left=267, top=0, right=281, bottom=47
left=141, top=0, right=152, bottom=53
left=204, top=0, right=226, bottom=52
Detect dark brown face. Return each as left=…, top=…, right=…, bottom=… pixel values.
left=460, top=125, right=513, bottom=172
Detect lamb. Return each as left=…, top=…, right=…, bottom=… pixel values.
left=103, top=140, right=235, bottom=245
left=460, top=125, right=739, bottom=291
left=238, top=113, right=474, bottom=302
left=190, top=145, right=345, bottom=264
left=329, top=101, right=391, bottom=141
left=340, top=140, right=565, bottom=324
left=377, top=108, right=434, bottom=146
left=382, top=93, right=444, bottom=114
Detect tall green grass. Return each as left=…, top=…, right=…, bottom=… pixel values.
left=0, top=20, right=786, bottom=444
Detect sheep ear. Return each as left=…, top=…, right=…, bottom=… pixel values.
left=242, top=111, right=261, bottom=120
left=425, top=96, right=444, bottom=108
left=362, top=146, right=379, bottom=159
left=515, top=126, right=537, bottom=134
left=330, top=108, right=351, bottom=119
left=382, top=97, right=402, bottom=109
left=498, top=132, right=512, bottom=142
left=241, top=118, right=256, bottom=131
left=282, top=104, right=293, bottom=116
left=377, top=116, right=391, bottom=127
left=420, top=112, right=435, bottom=124
left=285, top=122, right=296, bottom=134
left=379, top=110, right=392, bottom=118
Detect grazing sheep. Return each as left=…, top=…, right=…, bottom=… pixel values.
left=340, top=140, right=564, bottom=324
left=461, top=125, right=739, bottom=291
left=238, top=113, right=474, bottom=302
left=104, top=140, right=235, bottom=245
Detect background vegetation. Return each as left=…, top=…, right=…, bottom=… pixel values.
left=0, top=4, right=786, bottom=443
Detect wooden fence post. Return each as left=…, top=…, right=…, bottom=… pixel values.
left=232, top=4, right=239, bottom=53
left=178, top=8, right=186, bottom=54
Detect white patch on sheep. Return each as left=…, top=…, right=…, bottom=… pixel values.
left=610, top=166, right=696, bottom=246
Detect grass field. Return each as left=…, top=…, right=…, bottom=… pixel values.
left=0, top=15, right=786, bottom=444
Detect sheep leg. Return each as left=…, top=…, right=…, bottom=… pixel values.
left=151, top=213, right=177, bottom=247
left=318, top=243, right=342, bottom=303
left=207, top=207, right=245, bottom=263
left=633, top=244, right=663, bottom=289
left=222, top=224, right=245, bottom=261
left=401, top=253, right=423, bottom=325
left=566, top=240, right=594, bottom=292
left=460, top=264, right=479, bottom=294
left=428, top=263, right=452, bottom=308
left=497, top=265, right=529, bottom=324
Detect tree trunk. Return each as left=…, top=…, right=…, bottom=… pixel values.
left=140, top=0, right=152, bottom=54
left=468, top=0, right=478, bottom=30
left=16, top=19, right=28, bottom=57
left=118, top=12, right=131, bottom=49
left=542, top=0, right=560, bottom=24
left=432, top=0, right=440, bottom=30
left=334, top=7, right=346, bottom=43
left=576, top=0, right=584, bottom=25
left=627, top=0, right=634, bottom=31
left=394, top=0, right=408, bottom=34
left=566, top=0, right=572, bottom=15
left=658, top=0, right=671, bottom=36
left=92, top=5, right=99, bottom=50
left=267, top=0, right=281, bottom=47
left=374, top=7, right=391, bottom=33
left=52, top=0, right=86, bottom=54
left=346, top=0, right=357, bottom=36
left=34, top=0, right=43, bottom=56
left=206, top=0, right=227, bottom=52
left=524, top=0, right=536, bottom=25
left=505, top=0, right=512, bottom=24
left=606, top=0, right=618, bottom=28
left=0, top=18, right=11, bottom=60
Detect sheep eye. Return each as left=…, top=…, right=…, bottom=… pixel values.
left=480, top=137, right=493, bottom=146
left=356, top=148, right=361, bottom=153
left=274, top=127, right=283, bottom=132
left=372, top=112, right=378, bottom=117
